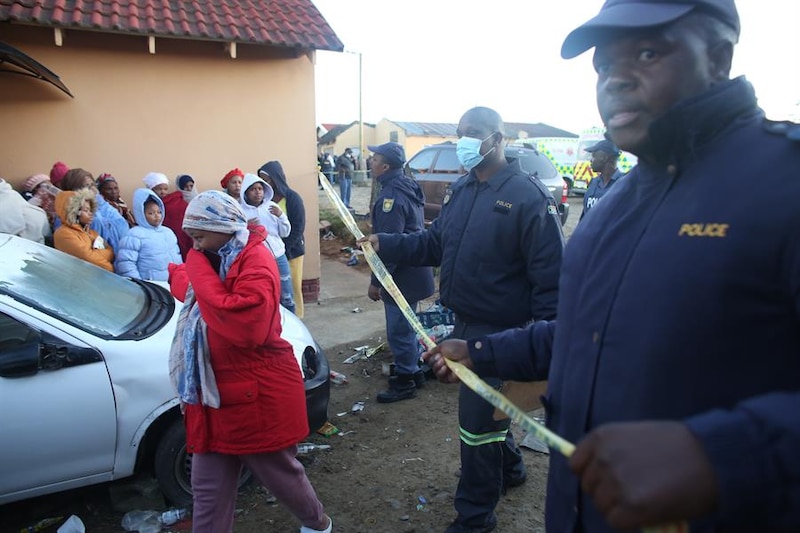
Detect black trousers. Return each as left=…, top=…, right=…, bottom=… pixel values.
left=452, top=319, right=526, bottom=527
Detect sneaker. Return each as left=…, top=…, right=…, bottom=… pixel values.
left=300, top=515, right=332, bottom=533
left=444, top=514, right=497, bottom=533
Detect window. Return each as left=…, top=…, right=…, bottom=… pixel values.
left=407, top=148, right=436, bottom=175
left=432, top=148, right=462, bottom=174
left=389, top=131, right=398, bottom=142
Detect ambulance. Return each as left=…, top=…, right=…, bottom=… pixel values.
left=572, top=126, right=638, bottom=194
left=525, top=137, right=580, bottom=194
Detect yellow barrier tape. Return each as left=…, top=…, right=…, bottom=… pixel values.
left=318, top=172, right=685, bottom=533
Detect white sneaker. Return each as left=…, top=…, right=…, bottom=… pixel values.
left=300, top=515, right=332, bottom=533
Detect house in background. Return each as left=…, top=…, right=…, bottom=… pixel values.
left=0, top=0, right=343, bottom=302
left=316, top=120, right=376, bottom=165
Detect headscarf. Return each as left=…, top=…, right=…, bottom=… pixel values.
left=176, top=174, right=198, bottom=203
left=169, top=191, right=250, bottom=408
left=220, top=168, right=244, bottom=190
left=143, top=172, right=169, bottom=189
left=177, top=174, right=194, bottom=191
left=50, top=161, right=69, bottom=187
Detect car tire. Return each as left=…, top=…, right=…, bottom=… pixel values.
left=154, top=419, right=253, bottom=507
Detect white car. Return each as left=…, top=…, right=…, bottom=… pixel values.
left=0, top=234, right=330, bottom=506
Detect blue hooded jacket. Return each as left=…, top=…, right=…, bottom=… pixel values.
left=114, top=188, right=182, bottom=280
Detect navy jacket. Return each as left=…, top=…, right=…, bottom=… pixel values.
left=580, top=168, right=623, bottom=221
left=379, top=159, right=564, bottom=326
left=370, top=168, right=434, bottom=304
left=467, top=78, right=800, bottom=532
left=258, top=161, right=305, bottom=260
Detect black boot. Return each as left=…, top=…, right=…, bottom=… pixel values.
left=377, top=374, right=417, bottom=403
left=388, top=369, right=426, bottom=389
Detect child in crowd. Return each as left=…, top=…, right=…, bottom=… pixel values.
left=59, top=168, right=129, bottom=250
left=259, top=161, right=306, bottom=318
left=53, top=189, right=114, bottom=271
left=239, top=173, right=295, bottom=314
left=168, top=191, right=331, bottom=533
left=220, top=168, right=244, bottom=199
left=97, top=173, right=135, bottom=227
left=162, top=174, right=197, bottom=260
left=115, top=188, right=182, bottom=280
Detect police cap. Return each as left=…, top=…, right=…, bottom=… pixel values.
left=368, top=142, right=406, bottom=168
left=561, top=0, right=740, bottom=59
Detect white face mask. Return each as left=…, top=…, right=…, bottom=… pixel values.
left=456, top=132, right=495, bottom=171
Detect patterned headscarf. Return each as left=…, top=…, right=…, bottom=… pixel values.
left=183, top=190, right=249, bottom=249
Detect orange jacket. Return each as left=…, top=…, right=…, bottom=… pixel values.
left=53, top=190, right=115, bottom=272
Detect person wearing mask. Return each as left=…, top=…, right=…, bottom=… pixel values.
left=424, top=2, right=800, bottom=532
left=259, top=160, right=307, bottom=318
left=365, top=142, right=435, bottom=403
left=361, top=107, right=564, bottom=533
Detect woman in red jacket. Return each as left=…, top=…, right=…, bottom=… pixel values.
left=168, top=191, right=331, bottom=533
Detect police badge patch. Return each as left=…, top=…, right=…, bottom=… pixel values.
left=443, top=190, right=453, bottom=205
left=547, top=204, right=558, bottom=216
left=382, top=198, right=394, bottom=213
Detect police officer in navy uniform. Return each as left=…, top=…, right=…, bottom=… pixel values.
left=366, top=142, right=435, bottom=403
left=362, top=107, right=564, bottom=533
left=579, top=139, right=623, bottom=222
left=424, top=1, right=800, bottom=532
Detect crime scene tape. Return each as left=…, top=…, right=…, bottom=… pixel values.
left=318, top=172, right=686, bottom=533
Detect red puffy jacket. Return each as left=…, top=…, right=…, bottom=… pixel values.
left=169, top=225, right=308, bottom=454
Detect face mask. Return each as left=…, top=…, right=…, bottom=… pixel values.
left=456, top=133, right=495, bottom=171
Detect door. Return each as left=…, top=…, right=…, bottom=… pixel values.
left=0, top=310, right=117, bottom=502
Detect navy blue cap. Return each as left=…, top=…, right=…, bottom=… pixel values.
left=368, top=142, right=406, bottom=167
left=561, top=0, right=740, bottom=59
left=586, top=139, right=621, bottom=155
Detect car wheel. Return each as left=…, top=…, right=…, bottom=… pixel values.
left=154, top=419, right=253, bottom=506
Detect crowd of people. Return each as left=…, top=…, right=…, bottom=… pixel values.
left=1, top=161, right=307, bottom=317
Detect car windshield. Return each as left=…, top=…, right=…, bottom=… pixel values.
left=0, top=235, right=146, bottom=337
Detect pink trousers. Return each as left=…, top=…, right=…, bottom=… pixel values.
left=190, top=445, right=326, bottom=532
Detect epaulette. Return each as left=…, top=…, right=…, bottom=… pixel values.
left=762, top=118, right=800, bottom=142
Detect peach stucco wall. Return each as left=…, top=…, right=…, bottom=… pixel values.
left=0, top=24, right=323, bottom=282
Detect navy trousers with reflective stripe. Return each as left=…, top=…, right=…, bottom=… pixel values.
left=453, top=320, right=526, bottom=527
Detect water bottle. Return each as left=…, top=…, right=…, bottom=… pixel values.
left=297, top=442, right=332, bottom=454
left=160, top=508, right=189, bottom=526
left=329, top=370, right=348, bottom=385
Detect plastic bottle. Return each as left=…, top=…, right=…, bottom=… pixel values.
left=120, top=510, right=161, bottom=533
left=160, top=508, right=189, bottom=526
left=297, top=442, right=332, bottom=454
left=329, top=370, right=348, bottom=385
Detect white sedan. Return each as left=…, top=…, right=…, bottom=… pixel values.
left=0, top=234, right=330, bottom=506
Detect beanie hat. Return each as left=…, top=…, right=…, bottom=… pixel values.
left=23, top=173, right=50, bottom=193
left=221, top=168, right=244, bottom=189
left=50, top=161, right=69, bottom=186
left=177, top=174, right=195, bottom=190
left=143, top=172, right=169, bottom=189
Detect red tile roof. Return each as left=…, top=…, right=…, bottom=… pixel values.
left=0, top=0, right=344, bottom=52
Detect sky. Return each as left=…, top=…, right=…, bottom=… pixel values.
left=311, top=0, right=800, bottom=135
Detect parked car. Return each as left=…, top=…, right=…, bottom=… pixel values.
left=406, top=142, right=570, bottom=225
left=0, top=234, right=330, bottom=506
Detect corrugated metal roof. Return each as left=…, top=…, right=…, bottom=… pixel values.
left=389, top=120, right=577, bottom=139
left=0, top=0, right=344, bottom=52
